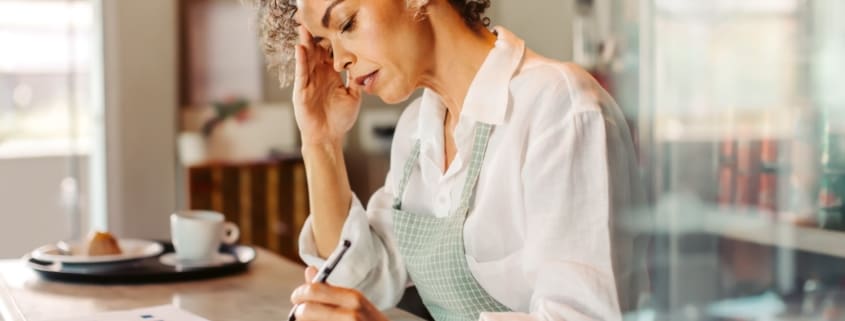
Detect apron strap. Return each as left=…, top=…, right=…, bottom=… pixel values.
left=393, top=123, right=494, bottom=213
left=393, top=140, right=422, bottom=209
left=455, top=123, right=493, bottom=216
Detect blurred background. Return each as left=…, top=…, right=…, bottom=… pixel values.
left=1, top=0, right=844, bottom=320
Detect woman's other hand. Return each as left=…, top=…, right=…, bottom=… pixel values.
left=293, top=26, right=362, bottom=146
left=291, top=266, right=390, bottom=321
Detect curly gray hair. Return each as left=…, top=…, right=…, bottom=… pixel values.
left=244, top=0, right=492, bottom=88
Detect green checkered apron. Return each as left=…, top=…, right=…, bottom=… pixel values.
left=392, top=122, right=512, bottom=321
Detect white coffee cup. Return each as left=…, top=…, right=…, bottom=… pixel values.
left=170, top=210, right=240, bottom=262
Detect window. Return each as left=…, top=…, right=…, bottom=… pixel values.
left=0, top=0, right=93, bottom=157
left=0, top=0, right=101, bottom=257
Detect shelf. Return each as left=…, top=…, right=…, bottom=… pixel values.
left=710, top=212, right=845, bottom=258
left=623, top=202, right=845, bottom=258
left=651, top=111, right=795, bottom=142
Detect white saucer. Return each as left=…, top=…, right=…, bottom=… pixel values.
left=31, top=239, right=164, bottom=264
left=158, top=252, right=236, bottom=269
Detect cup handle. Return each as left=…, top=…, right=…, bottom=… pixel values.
left=222, top=222, right=240, bottom=245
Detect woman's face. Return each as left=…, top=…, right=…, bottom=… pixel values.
left=297, top=0, right=433, bottom=104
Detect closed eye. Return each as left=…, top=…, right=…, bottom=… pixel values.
left=340, top=14, right=356, bottom=33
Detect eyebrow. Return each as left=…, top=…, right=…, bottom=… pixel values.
left=321, top=0, right=344, bottom=28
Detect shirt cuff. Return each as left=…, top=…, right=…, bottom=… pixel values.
left=297, top=193, right=374, bottom=288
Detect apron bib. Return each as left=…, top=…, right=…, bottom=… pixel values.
left=392, top=123, right=512, bottom=321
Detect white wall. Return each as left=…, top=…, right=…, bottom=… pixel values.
left=0, top=156, right=88, bottom=258
left=490, top=0, right=575, bottom=61
left=101, top=0, right=178, bottom=240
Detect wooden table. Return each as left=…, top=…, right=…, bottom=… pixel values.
left=0, top=248, right=422, bottom=321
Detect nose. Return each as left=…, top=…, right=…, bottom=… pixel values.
left=331, top=42, right=354, bottom=72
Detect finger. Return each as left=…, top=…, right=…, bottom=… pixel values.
left=294, top=45, right=309, bottom=89
left=297, top=25, right=331, bottom=64
left=291, top=283, right=364, bottom=310
left=344, top=71, right=354, bottom=90
left=344, top=72, right=362, bottom=97
left=297, top=25, right=314, bottom=49
left=294, top=302, right=355, bottom=321
left=304, top=266, right=318, bottom=283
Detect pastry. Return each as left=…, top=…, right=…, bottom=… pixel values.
left=86, top=231, right=123, bottom=256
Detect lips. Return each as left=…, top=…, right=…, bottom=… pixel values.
left=354, top=70, right=379, bottom=93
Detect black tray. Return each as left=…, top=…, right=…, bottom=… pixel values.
left=26, top=241, right=256, bottom=284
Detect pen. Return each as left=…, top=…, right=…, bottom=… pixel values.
left=288, top=239, right=352, bottom=321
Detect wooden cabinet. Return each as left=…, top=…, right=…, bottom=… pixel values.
left=186, top=156, right=308, bottom=263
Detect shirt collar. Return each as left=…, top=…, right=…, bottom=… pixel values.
left=462, top=26, right=526, bottom=125
left=416, top=26, right=526, bottom=142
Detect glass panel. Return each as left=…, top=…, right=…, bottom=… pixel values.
left=608, top=0, right=845, bottom=319
left=0, top=0, right=99, bottom=257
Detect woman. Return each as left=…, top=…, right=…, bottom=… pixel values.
left=249, top=0, right=642, bottom=320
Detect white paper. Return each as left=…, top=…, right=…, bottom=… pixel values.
left=46, top=305, right=210, bottom=321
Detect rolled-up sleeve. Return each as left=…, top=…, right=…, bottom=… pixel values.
left=297, top=180, right=409, bottom=309
left=480, top=109, right=621, bottom=321
left=297, top=101, right=421, bottom=310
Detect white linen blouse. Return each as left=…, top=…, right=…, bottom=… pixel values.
left=298, top=27, right=642, bottom=321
